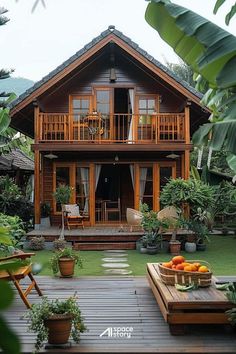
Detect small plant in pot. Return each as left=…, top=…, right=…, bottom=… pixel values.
left=53, top=184, right=72, bottom=240
left=24, top=295, right=86, bottom=353
left=140, top=203, right=169, bottom=255
left=50, top=247, right=83, bottom=277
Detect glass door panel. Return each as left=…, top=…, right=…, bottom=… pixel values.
left=139, top=166, right=153, bottom=210
left=55, top=166, right=71, bottom=212
left=76, top=167, right=90, bottom=218
left=95, top=89, right=111, bottom=139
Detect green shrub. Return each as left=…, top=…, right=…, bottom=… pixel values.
left=0, top=213, right=25, bottom=249
left=160, top=178, right=214, bottom=215
left=0, top=176, right=33, bottom=226
left=28, top=237, right=45, bottom=250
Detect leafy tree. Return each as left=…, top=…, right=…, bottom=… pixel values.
left=145, top=0, right=236, bottom=173
left=0, top=7, right=24, bottom=153
left=165, top=58, right=195, bottom=87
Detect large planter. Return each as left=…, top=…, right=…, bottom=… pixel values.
left=147, top=245, right=159, bottom=255
left=44, top=314, right=72, bottom=345
left=58, top=258, right=75, bottom=277
left=169, top=240, right=181, bottom=255
left=196, top=242, right=207, bottom=251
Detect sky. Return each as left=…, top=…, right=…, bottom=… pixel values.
left=1, top=0, right=236, bottom=81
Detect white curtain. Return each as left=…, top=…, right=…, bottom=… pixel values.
left=129, top=164, right=134, bottom=189
left=139, top=167, right=147, bottom=204
left=128, top=89, right=134, bottom=143
left=81, top=168, right=89, bottom=213
left=95, top=164, right=101, bottom=191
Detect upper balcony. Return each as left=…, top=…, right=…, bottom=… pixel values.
left=37, top=112, right=190, bottom=144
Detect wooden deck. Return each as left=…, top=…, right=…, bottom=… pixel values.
left=3, top=276, right=236, bottom=353
left=27, top=226, right=142, bottom=250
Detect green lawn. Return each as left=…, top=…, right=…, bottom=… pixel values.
left=31, top=234, right=236, bottom=277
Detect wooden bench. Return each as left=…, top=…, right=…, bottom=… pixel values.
left=147, top=263, right=234, bottom=335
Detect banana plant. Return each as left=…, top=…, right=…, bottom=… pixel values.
left=145, top=0, right=236, bottom=173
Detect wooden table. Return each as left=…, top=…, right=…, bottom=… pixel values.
left=147, top=263, right=234, bottom=335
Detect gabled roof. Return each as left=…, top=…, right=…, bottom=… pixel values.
left=10, top=26, right=202, bottom=113
left=0, top=149, right=34, bottom=171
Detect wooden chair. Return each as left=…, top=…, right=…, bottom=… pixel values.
left=63, top=204, right=84, bottom=229
left=104, top=198, right=121, bottom=222
left=0, top=252, right=43, bottom=309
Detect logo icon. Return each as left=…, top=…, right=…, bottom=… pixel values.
left=100, top=326, right=133, bottom=339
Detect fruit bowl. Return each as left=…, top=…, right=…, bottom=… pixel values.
left=157, top=258, right=212, bottom=287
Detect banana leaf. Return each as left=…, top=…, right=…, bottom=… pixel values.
left=145, top=0, right=236, bottom=89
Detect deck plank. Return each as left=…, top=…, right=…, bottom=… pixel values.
left=2, top=276, right=236, bottom=353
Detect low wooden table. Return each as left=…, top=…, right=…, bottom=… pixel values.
left=147, top=263, right=234, bottom=335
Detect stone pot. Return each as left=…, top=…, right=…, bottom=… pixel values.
left=44, top=314, right=72, bottom=345
left=140, top=246, right=148, bottom=254
left=185, top=241, right=197, bottom=253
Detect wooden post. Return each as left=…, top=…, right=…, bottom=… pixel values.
left=134, top=163, right=140, bottom=210
left=184, top=150, right=190, bottom=179
left=185, top=106, right=190, bottom=144
left=34, top=149, right=40, bottom=229
left=181, top=153, right=185, bottom=179
left=34, top=103, right=39, bottom=143
left=153, top=163, right=159, bottom=211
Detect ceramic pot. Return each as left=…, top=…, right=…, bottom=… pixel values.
left=185, top=242, right=197, bottom=253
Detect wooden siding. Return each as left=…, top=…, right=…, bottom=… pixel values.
left=39, top=51, right=184, bottom=114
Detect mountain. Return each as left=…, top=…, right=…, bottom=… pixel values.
left=0, top=77, right=34, bottom=96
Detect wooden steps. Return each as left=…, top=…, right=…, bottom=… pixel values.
left=74, top=242, right=136, bottom=250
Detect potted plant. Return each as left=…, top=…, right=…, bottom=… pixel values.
left=53, top=184, right=72, bottom=240
left=50, top=247, right=83, bottom=277
left=40, top=202, right=51, bottom=228
left=140, top=203, right=169, bottom=255
left=24, top=295, right=86, bottom=353
left=225, top=282, right=236, bottom=328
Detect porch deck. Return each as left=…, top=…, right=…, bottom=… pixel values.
left=4, top=276, right=236, bottom=353
left=27, top=226, right=143, bottom=250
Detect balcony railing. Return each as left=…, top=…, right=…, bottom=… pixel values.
left=38, top=113, right=186, bottom=143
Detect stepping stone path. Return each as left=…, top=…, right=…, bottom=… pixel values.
left=102, top=250, right=132, bottom=275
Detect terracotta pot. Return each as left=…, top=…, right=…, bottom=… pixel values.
left=169, top=240, right=181, bottom=255
left=44, top=314, right=72, bottom=344
left=58, top=258, right=75, bottom=277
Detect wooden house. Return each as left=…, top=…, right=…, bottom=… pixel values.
left=10, top=26, right=208, bottom=229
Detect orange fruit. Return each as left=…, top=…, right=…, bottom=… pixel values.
left=184, top=265, right=193, bottom=272
left=198, top=265, right=209, bottom=272
left=176, top=263, right=185, bottom=271
left=172, top=264, right=176, bottom=269
left=182, top=262, right=191, bottom=267
left=172, top=256, right=185, bottom=265
left=162, top=261, right=172, bottom=269
left=190, top=264, right=198, bottom=272
left=193, top=262, right=201, bottom=269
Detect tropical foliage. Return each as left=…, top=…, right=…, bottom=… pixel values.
left=0, top=176, right=34, bottom=226
left=145, top=0, right=236, bottom=173
left=160, top=178, right=215, bottom=215
left=0, top=213, right=25, bottom=250
left=0, top=229, right=21, bottom=354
